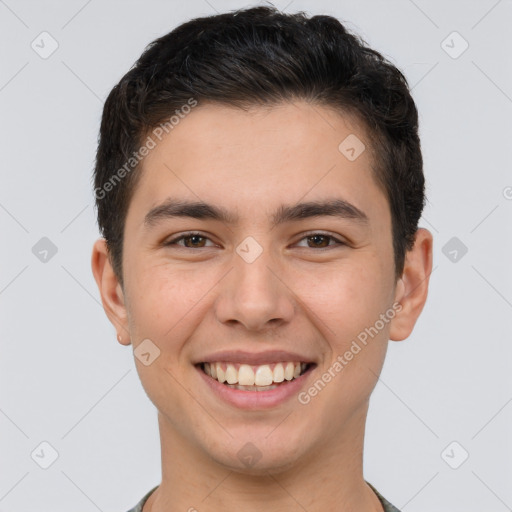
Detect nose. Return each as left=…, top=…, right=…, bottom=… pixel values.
left=214, top=246, right=295, bottom=332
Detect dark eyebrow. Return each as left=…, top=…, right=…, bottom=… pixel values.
left=144, top=199, right=238, bottom=227
left=144, top=197, right=368, bottom=228
left=271, top=198, right=368, bottom=226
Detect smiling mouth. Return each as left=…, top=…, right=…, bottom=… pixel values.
left=199, top=361, right=315, bottom=391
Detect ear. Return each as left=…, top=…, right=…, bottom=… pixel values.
left=389, top=228, right=433, bottom=341
left=91, top=238, right=131, bottom=345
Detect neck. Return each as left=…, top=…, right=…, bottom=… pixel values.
left=145, top=403, right=383, bottom=512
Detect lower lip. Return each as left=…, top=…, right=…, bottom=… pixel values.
left=196, top=365, right=315, bottom=409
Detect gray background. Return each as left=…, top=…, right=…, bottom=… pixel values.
left=1, top=0, right=511, bottom=510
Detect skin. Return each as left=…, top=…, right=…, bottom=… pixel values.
left=92, top=101, right=432, bottom=512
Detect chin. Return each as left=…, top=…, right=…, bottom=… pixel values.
left=215, top=449, right=304, bottom=476
left=206, top=428, right=310, bottom=476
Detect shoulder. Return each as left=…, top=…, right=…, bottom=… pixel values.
left=124, top=486, right=159, bottom=512
left=367, top=482, right=402, bottom=512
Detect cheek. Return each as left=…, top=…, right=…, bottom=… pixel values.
left=299, top=262, right=391, bottom=423
left=296, top=255, right=394, bottom=408
left=292, top=255, right=393, bottom=344
left=124, top=262, right=214, bottom=346
left=123, top=265, right=209, bottom=415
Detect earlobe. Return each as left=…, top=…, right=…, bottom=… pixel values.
left=389, top=228, right=433, bottom=342
left=91, top=239, right=131, bottom=345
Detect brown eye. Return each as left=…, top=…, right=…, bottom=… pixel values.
left=295, top=233, right=345, bottom=249
left=182, top=235, right=207, bottom=248
left=165, top=233, right=214, bottom=248
left=306, top=234, right=331, bottom=248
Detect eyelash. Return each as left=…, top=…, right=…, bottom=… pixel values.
left=164, top=231, right=346, bottom=250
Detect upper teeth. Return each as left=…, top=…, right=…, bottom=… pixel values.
left=203, top=362, right=307, bottom=386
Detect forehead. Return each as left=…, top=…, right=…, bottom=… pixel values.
left=130, top=101, right=389, bottom=226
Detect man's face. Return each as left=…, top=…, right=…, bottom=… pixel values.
left=113, top=101, right=403, bottom=472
